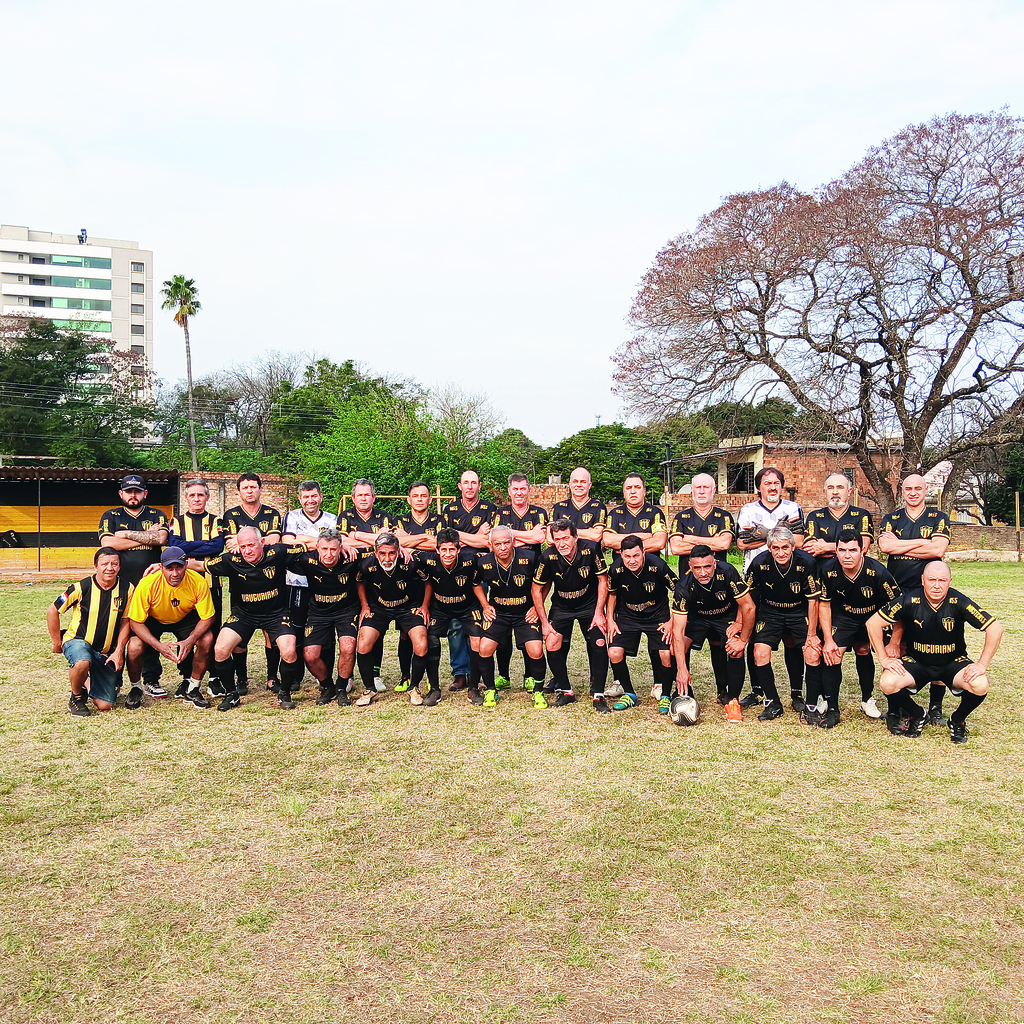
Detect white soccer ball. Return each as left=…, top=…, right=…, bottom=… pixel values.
left=670, top=694, right=700, bottom=726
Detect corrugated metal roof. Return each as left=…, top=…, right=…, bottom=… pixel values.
left=0, top=466, right=179, bottom=482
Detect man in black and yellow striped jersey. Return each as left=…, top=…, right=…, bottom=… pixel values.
left=46, top=547, right=142, bottom=717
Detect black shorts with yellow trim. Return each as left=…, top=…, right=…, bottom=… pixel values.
left=829, top=613, right=870, bottom=649
left=479, top=611, right=543, bottom=648
left=754, top=606, right=809, bottom=649
left=429, top=607, right=481, bottom=643
left=303, top=606, right=360, bottom=648
left=223, top=607, right=294, bottom=645
left=684, top=613, right=731, bottom=649
left=549, top=601, right=604, bottom=647
left=360, top=607, right=427, bottom=636
left=899, top=654, right=972, bottom=695
left=609, top=608, right=670, bottom=657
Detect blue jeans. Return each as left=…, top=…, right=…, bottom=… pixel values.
left=63, top=639, right=119, bottom=705
left=448, top=617, right=470, bottom=677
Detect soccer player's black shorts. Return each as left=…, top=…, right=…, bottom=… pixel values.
left=223, top=609, right=295, bottom=645
left=609, top=609, right=670, bottom=656
left=479, top=612, right=543, bottom=648
left=303, top=608, right=360, bottom=648
left=142, top=609, right=204, bottom=644
left=830, top=614, right=870, bottom=648
left=898, top=655, right=972, bottom=695
left=287, top=585, right=311, bottom=631
left=549, top=602, right=605, bottom=647
left=685, top=613, right=731, bottom=649
left=754, top=607, right=809, bottom=649
left=429, top=608, right=481, bottom=642
left=360, top=607, right=426, bottom=635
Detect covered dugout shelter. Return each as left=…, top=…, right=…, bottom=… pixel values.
left=0, top=467, right=178, bottom=575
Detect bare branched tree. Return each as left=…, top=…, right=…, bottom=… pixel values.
left=429, top=384, right=505, bottom=449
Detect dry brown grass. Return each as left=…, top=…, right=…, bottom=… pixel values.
left=2, top=563, right=1023, bottom=1023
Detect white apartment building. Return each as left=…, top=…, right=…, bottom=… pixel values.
left=0, top=224, right=153, bottom=391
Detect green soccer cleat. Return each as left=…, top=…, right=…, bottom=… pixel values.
left=659, top=696, right=671, bottom=715
left=482, top=689, right=497, bottom=709
left=524, top=677, right=536, bottom=693
left=532, top=691, right=548, bottom=709
left=495, top=675, right=511, bottom=691
left=613, top=692, right=639, bottom=711
left=394, top=678, right=411, bottom=693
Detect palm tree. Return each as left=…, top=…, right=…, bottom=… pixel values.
left=160, top=276, right=202, bottom=471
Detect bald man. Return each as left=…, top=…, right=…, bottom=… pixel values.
left=878, top=474, right=952, bottom=724
left=549, top=467, right=606, bottom=544
left=668, top=473, right=735, bottom=570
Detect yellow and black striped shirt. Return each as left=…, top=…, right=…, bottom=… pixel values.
left=169, top=511, right=222, bottom=543
left=53, top=575, right=134, bottom=655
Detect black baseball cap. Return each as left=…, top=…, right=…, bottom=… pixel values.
left=160, top=546, right=188, bottom=566
left=120, top=474, right=146, bottom=490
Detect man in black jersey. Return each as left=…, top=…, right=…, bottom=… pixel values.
left=603, top=473, right=668, bottom=555
left=817, top=530, right=900, bottom=729
left=289, top=529, right=361, bottom=707
left=746, top=526, right=820, bottom=722
left=549, top=467, right=605, bottom=544
left=47, top=547, right=141, bottom=716
left=533, top=519, right=610, bottom=711
left=868, top=560, right=1003, bottom=743
left=169, top=478, right=226, bottom=697
left=354, top=532, right=429, bottom=706
left=98, top=474, right=170, bottom=698
left=671, top=546, right=755, bottom=722
left=221, top=473, right=283, bottom=695
left=441, top=470, right=497, bottom=691
left=415, top=528, right=488, bottom=706
left=803, top=474, right=876, bottom=717
left=605, top=535, right=676, bottom=711
left=206, top=527, right=305, bottom=711
left=476, top=527, right=546, bottom=708
left=668, top=473, right=735, bottom=568
left=878, top=473, right=953, bottom=725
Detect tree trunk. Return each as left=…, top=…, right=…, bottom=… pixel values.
left=183, top=320, right=198, bottom=472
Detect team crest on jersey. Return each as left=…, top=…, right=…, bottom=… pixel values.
left=920, top=526, right=932, bottom=538
left=942, top=616, right=955, bottom=632
left=579, top=566, right=590, bottom=578
left=756, top=621, right=764, bottom=632
left=456, top=576, right=468, bottom=588
left=640, top=519, right=651, bottom=530
left=264, top=568, right=276, bottom=578
left=171, top=597, right=180, bottom=608
left=112, top=596, right=122, bottom=608
left=791, top=582, right=801, bottom=594
left=472, top=516, right=482, bottom=527
left=861, top=586, right=873, bottom=598
left=305, top=625, right=313, bottom=636
left=708, top=525, right=718, bottom=535
left=397, top=580, right=406, bottom=590
left=514, top=575, right=527, bottom=587
left=583, top=514, right=593, bottom=524
left=645, top=582, right=655, bottom=593
left=716, top=591, right=727, bottom=601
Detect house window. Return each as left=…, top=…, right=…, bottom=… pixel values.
left=131, top=283, right=144, bottom=293
left=31, top=256, right=45, bottom=265
left=131, top=303, right=144, bottom=314
left=842, top=468, right=855, bottom=486
left=727, top=462, right=755, bottom=494
left=131, top=324, right=145, bottom=335
left=131, top=262, right=145, bottom=273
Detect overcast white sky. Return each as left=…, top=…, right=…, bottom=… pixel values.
left=4, top=0, right=1024, bottom=444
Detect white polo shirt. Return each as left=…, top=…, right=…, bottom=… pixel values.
left=283, top=509, right=339, bottom=587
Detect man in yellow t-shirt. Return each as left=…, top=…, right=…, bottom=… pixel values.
left=128, top=547, right=216, bottom=709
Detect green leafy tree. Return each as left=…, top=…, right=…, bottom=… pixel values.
left=160, top=276, right=202, bottom=471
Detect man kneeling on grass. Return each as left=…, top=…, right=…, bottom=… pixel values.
left=867, top=560, right=1003, bottom=743
left=47, top=547, right=141, bottom=716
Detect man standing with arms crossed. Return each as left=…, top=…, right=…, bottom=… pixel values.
left=668, top=472, right=735, bottom=569
left=603, top=473, right=668, bottom=556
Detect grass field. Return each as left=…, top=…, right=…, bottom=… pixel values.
left=2, top=563, right=1023, bottom=1024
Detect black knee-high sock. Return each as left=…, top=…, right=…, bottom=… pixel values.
left=726, top=654, right=745, bottom=702
left=233, top=650, right=248, bottom=682
left=611, top=659, right=634, bottom=695
left=887, top=688, right=911, bottom=715
left=371, top=635, right=385, bottom=676
left=655, top=660, right=676, bottom=695
left=746, top=643, right=761, bottom=695
left=709, top=644, right=729, bottom=697
left=753, top=661, right=780, bottom=703
left=950, top=690, right=985, bottom=724
left=266, top=645, right=281, bottom=682
left=822, top=663, right=842, bottom=711
left=468, top=648, right=481, bottom=690
left=479, top=654, right=495, bottom=691
left=784, top=645, right=804, bottom=696
left=805, top=661, right=822, bottom=708
left=496, top=636, right=512, bottom=679
left=524, top=655, right=546, bottom=689
left=426, top=649, right=441, bottom=691
left=215, top=657, right=235, bottom=694
left=585, top=639, right=609, bottom=696
left=398, top=634, right=413, bottom=679
left=547, top=645, right=571, bottom=693
left=357, top=651, right=376, bottom=691
left=411, top=651, right=426, bottom=687
left=279, top=657, right=301, bottom=692
left=856, top=652, right=875, bottom=701
left=928, top=683, right=946, bottom=712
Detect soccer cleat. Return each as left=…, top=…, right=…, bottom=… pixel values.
left=532, top=691, right=548, bottom=709
left=716, top=691, right=728, bottom=706
left=208, top=677, right=227, bottom=699
left=524, top=677, right=536, bottom=693
left=354, top=691, right=377, bottom=707
left=394, top=678, right=411, bottom=693
left=469, top=688, right=484, bottom=706
left=278, top=692, right=296, bottom=710
left=481, top=689, right=497, bottom=709
left=886, top=712, right=906, bottom=736
left=613, top=692, right=639, bottom=711
left=495, top=675, right=511, bottom=691
left=410, top=688, right=424, bottom=706
left=316, top=686, right=336, bottom=706
left=173, top=679, right=188, bottom=699
left=184, top=689, right=211, bottom=710
left=738, top=692, right=762, bottom=710
left=904, top=710, right=926, bottom=738
left=423, top=689, right=442, bottom=707
left=449, top=674, right=468, bottom=691
left=651, top=683, right=662, bottom=701
left=925, top=706, right=947, bottom=727
left=373, top=675, right=386, bottom=693
left=791, top=694, right=806, bottom=713
left=659, top=695, right=671, bottom=715
left=949, top=719, right=969, bottom=744
left=542, top=679, right=557, bottom=694
left=757, top=699, right=785, bottom=722
left=144, top=682, right=169, bottom=699
left=335, top=689, right=351, bottom=707
left=267, top=679, right=279, bottom=692
left=68, top=693, right=90, bottom=717
left=606, top=680, right=624, bottom=698
left=217, top=692, right=241, bottom=712
left=125, top=687, right=144, bottom=710
left=725, top=699, right=743, bottom=723
left=592, top=697, right=611, bottom=714
left=802, top=706, right=822, bottom=727
left=860, top=697, right=882, bottom=719
left=236, top=682, right=249, bottom=696
left=818, top=708, right=841, bottom=730
left=553, top=693, right=577, bottom=708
